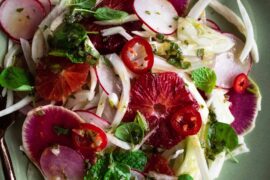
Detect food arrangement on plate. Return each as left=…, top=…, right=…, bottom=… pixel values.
left=0, top=0, right=262, bottom=179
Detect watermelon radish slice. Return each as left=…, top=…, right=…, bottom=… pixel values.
left=169, top=0, right=190, bottom=16
left=228, top=78, right=261, bottom=135
left=133, top=0, right=178, bottom=35
left=95, top=57, right=122, bottom=96
left=40, top=145, right=84, bottom=180
left=213, top=34, right=251, bottom=89
left=22, top=105, right=84, bottom=165
left=38, top=0, right=51, bottom=14
left=0, top=0, right=46, bottom=40
left=75, top=110, right=111, bottom=129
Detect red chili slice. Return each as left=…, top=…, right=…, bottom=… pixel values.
left=121, top=37, right=154, bottom=74
left=72, top=123, right=107, bottom=152
left=170, top=107, right=202, bottom=136
left=233, top=73, right=249, bottom=94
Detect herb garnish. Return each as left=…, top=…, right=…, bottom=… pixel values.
left=191, top=67, right=216, bottom=94
left=53, top=126, right=70, bottom=136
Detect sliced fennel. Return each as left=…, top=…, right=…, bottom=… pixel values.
left=188, top=0, right=212, bottom=20
left=177, top=18, right=234, bottom=55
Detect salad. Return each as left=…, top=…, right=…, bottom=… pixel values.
left=0, top=0, right=262, bottom=179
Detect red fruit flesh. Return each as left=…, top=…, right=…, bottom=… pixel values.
left=35, top=56, right=90, bottom=101
left=22, top=105, right=84, bottom=165
left=125, top=72, right=199, bottom=149
left=144, top=154, right=174, bottom=175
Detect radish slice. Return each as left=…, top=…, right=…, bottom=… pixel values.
left=95, top=57, right=121, bottom=96
left=75, top=110, right=111, bottom=129
left=39, top=0, right=51, bottom=14
left=133, top=0, right=178, bottom=35
left=213, top=34, right=251, bottom=89
left=40, top=145, right=85, bottom=180
left=131, top=170, right=145, bottom=180
left=0, top=0, right=45, bottom=40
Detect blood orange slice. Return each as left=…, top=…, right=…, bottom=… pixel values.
left=35, top=56, right=90, bottom=101
left=125, top=72, right=199, bottom=149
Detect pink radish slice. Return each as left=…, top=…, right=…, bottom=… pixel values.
left=0, top=0, right=45, bottom=40
left=22, top=105, right=84, bottom=165
left=75, top=110, right=111, bottom=129
left=206, top=19, right=221, bottom=32
left=95, top=59, right=122, bottom=95
left=228, top=79, right=261, bottom=135
left=38, top=0, right=51, bottom=14
left=133, top=0, right=178, bottom=35
left=213, top=34, right=251, bottom=89
left=169, top=0, right=189, bottom=16
left=131, top=170, right=145, bottom=180
left=40, top=145, right=84, bottom=180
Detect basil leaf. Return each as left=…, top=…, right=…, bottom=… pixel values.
left=0, top=66, right=33, bottom=91
left=115, top=122, right=144, bottom=145
left=207, top=121, right=238, bottom=155
left=191, top=67, right=216, bottom=94
left=113, top=150, right=147, bottom=171
left=134, top=111, right=149, bottom=131
left=103, top=163, right=131, bottom=180
left=178, top=174, right=193, bottom=180
left=94, top=8, right=128, bottom=21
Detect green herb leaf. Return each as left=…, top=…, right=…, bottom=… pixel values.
left=196, top=48, right=205, bottom=58
left=84, top=155, right=110, bottom=180
left=53, top=126, right=70, bottom=136
left=70, top=0, right=96, bottom=10
left=134, top=111, right=149, bottom=131
left=178, top=174, right=194, bottom=180
left=0, top=66, right=33, bottom=91
left=207, top=121, right=238, bottom=155
left=48, top=23, right=99, bottom=64
left=94, top=7, right=128, bottom=21
left=191, top=67, right=216, bottom=94
left=103, top=163, right=131, bottom=180
left=113, top=150, right=147, bottom=171
left=115, top=122, right=144, bottom=145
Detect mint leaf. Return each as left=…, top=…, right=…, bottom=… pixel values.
left=115, top=122, right=144, bottom=145
left=178, top=174, right=193, bottom=180
left=84, top=155, right=110, bottom=180
left=0, top=66, right=33, bottom=91
left=113, top=150, right=147, bottom=171
left=103, top=163, right=131, bottom=180
left=134, top=111, right=149, bottom=131
left=70, top=0, right=96, bottom=9
left=94, top=8, right=128, bottom=21
left=191, top=67, right=216, bottom=94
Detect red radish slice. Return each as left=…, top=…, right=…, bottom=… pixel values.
left=95, top=58, right=122, bottom=96
left=38, top=0, right=51, bottom=14
left=133, top=0, right=178, bottom=35
left=228, top=78, right=261, bottom=135
left=213, top=34, right=251, bottom=89
left=40, top=145, right=84, bottom=180
left=0, top=0, right=45, bottom=40
left=206, top=19, right=221, bottom=32
left=22, top=105, right=84, bottom=165
left=169, top=0, right=189, bottom=16
left=75, top=110, right=111, bottom=129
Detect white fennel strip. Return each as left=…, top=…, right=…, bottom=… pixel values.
left=6, top=90, right=14, bottom=108
left=94, top=14, right=139, bottom=26
left=106, top=54, right=131, bottom=128
left=4, top=45, right=20, bottom=67
left=31, top=29, right=47, bottom=63
left=106, top=133, right=132, bottom=150
left=20, top=38, right=36, bottom=75
left=133, top=127, right=158, bottom=151
left=0, top=96, right=33, bottom=117
left=101, top=27, right=133, bottom=40
left=1, top=88, right=7, bottom=97
left=188, top=0, right=212, bottom=20
left=88, top=67, right=97, bottom=101
left=96, top=91, right=107, bottom=117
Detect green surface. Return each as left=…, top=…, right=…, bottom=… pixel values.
left=1, top=0, right=270, bottom=179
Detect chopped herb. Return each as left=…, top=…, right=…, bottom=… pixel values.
left=156, top=33, right=165, bottom=42
left=26, top=15, right=30, bottom=19
left=16, top=8, right=24, bottom=13
left=53, top=126, right=70, bottom=136
left=191, top=67, right=216, bottom=94
left=183, top=40, right=189, bottom=45
left=155, top=11, right=161, bottom=15
left=174, top=16, right=179, bottom=21
left=145, top=10, right=151, bottom=15
left=178, top=174, right=193, bottom=180
left=196, top=48, right=205, bottom=58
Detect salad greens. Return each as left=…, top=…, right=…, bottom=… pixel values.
left=84, top=150, right=147, bottom=180
left=0, top=66, right=33, bottom=91
left=191, top=67, right=217, bottom=94
left=48, top=23, right=99, bottom=64
left=94, top=8, right=129, bottom=21
left=178, top=174, right=194, bottom=180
